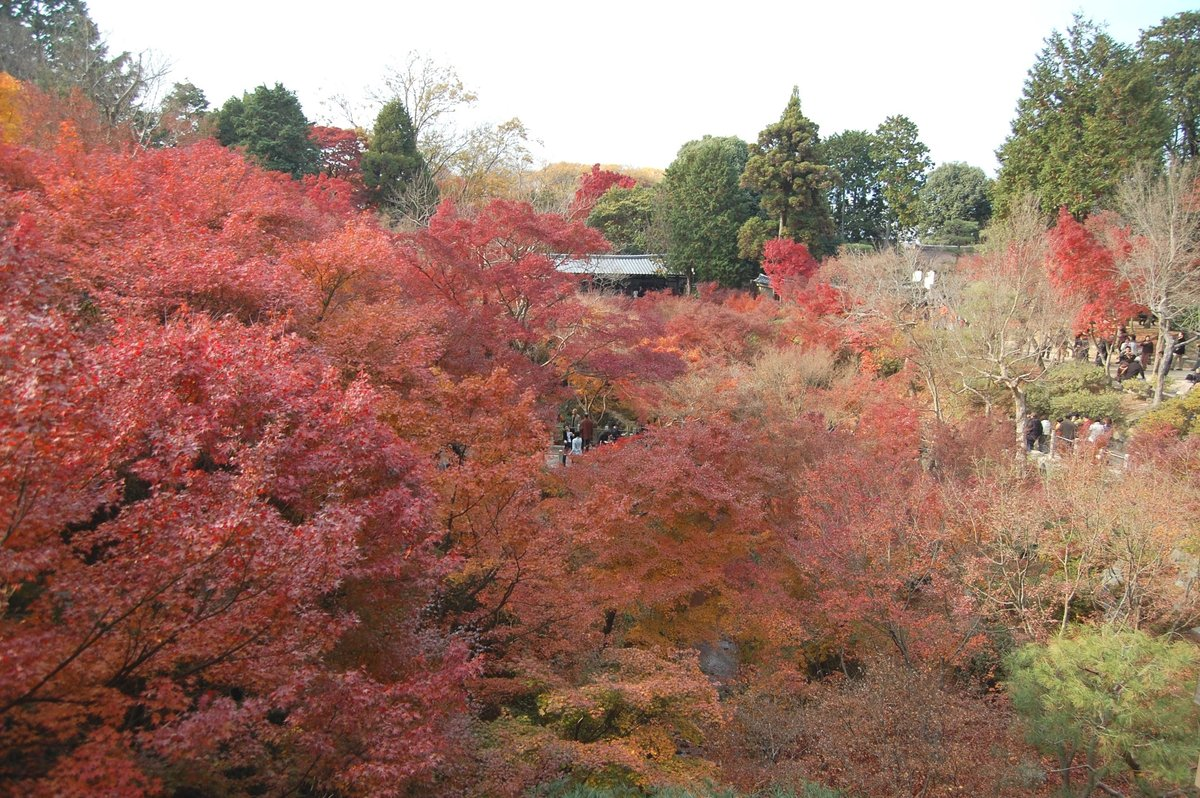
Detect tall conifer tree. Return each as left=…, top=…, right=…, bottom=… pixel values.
left=995, top=16, right=1169, bottom=218
left=740, top=87, right=837, bottom=257
left=362, top=99, right=431, bottom=208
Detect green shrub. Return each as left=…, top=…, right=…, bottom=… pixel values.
left=1047, top=391, right=1124, bottom=424
left=1122, top=380, right=1154, bottom=400
left=925, top=218, right=980, bottom=246
left=1005, top=627, right=1200, bottom=794
left=837, top=242, right=875, bottom=257
left=1135, top=387, right=1200, bottom=436
left=1028, top=362, right=1120, bottom=418
left=1025, top=390, right=1051, bottom=417
left=1045, top=361, right=1113, bottom=393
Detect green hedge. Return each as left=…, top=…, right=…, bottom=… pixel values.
left=1047, top=391, right=1124, bottom=424
left=1027, top=363, right=1120, bottom=420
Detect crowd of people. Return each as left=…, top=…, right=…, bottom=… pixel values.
left=1024, top=412, right=1113, bottom=456
left=559, top=412, right=630, bottom=464
left=1020, top=326, right=1199, bottom=465
left=1069, top=328, right=1193, bottom=382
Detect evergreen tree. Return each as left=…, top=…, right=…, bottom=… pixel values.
left=214, top=83, right=319, bottom=178
left=1139, top=11, right=1200, bottom=160
left=660, top=136, right=758, bottom=288
left=734, top=216, right=778, bottom=262
left=145, top=81, right=209, bottom=147
left=873, top=115, right=932, bottom=241
left=0, top=0, right=158, bottom=129
left=1006, top=627, right=1200, bottom=797
left=995, top=15, right=1170, bottom=218
left=587, top=183, right=657, bottom=255
left=740, top=87, right=837, bottom=257
left=824, top=129, right=887, bottom=245
left=918, top=162, right=992, bottom=244
left=1, top=1, right=95, bottom=84
left=361, top=99, right=431, bottom=209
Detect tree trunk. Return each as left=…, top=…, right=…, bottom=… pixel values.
left=1152, top=315, right=1171, bottom=405
left=1011, top=385, right=1028, bottom=448
left=921, top=365, right=943, bottom=422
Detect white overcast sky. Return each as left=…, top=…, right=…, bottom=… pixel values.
left=88, top=0, right=1193, bottom=174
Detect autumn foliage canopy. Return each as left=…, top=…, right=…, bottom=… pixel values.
left=3, top=78, right=1200, bottom=798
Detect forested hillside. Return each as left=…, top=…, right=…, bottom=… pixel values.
left=3, top=4, right=1200, bottom=798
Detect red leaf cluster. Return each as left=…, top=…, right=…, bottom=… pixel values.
left=0, top=126, right=474, bottom=795
left=1047, top=207, right=1143, bottom=334
left=762, top=237, right=819, bottom=300
left=568, top=163, right=636, bottom=221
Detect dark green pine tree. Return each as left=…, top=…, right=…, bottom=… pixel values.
left=873, top=115, right=932, bottom=241
left=361, top=99, right=431, bottom=210
left=740, top=87, right=837, bottom=257
left=995, top=15, right=1170, bottom=219
left=1, top=0, right=157, bottom=129
left=1139, top=12, right=1200, bottom=161
left=214, top=83, right=319, bottom=178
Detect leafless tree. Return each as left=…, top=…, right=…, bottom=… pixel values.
left=337, top=51, right=536, bottom=220
left=382, top=168, right=441, bottom=230
left=942, top=196, right=1079, bottom=444
left=833, top=245, right=954, bottom=420
left=1116, top=160, right=1200, bottom=404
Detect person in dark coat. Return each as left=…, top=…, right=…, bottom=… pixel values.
left=1118, top=356, right=1144, bottom=382
left=1140, top=335, right=1155, bottom=370
left=580, top=415, right=595, bottom=451
left=1072, top=335, right=1089, bottom=361
left=1166, top=328, right=1185, bottom=369
left=1056, top=416, right=1077, bottom=453
left=1024, top=413, right=1041, bottom=452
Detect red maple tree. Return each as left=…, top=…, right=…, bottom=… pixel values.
left=1, top=123, right=470, bottom=796
left=762, top=237, right=819, bottom=301
left=1047, top=206, right=1143, bottom=335
left=568, top=163, right=636, bottom=221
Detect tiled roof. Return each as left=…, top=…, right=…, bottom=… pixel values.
left=556, top=254, right=677, bottom=277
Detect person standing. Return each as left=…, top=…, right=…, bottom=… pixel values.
left=1024, top=413, right=1041, bottom=452
left=1072, top=335, right=1089, bottom=361
left=1056, top=415, right=1077, bottom=454
left=1120, top=337, right=1137, bottom=361
left=580, top=415, right=595, bottom=451
left=561, top=427, right=573, bottom=466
